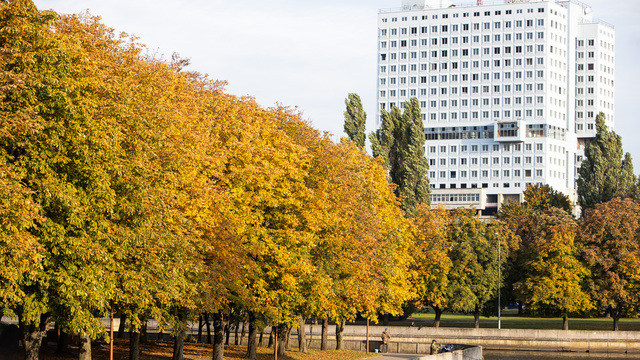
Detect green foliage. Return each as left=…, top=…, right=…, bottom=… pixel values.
left=523, top=184, right=572, bottom=214
left=0, top=4, right=417, bottom=355
left=412, top=206, right=512, bottom=322
left=514, top=209, right=592, bottom=318
left=343, top=93, right=366, bottom=149
left=446, top=210, right=506, bottom=315
left=0, top=1, right=203, bottom=342
left=577, top=112, right=635, bottom=213
left=369, top=98, right=430, bottom=215
left=499, top=184, right=581, bottom=320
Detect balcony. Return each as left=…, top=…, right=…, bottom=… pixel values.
left=494, top=120, right=525, bottom=142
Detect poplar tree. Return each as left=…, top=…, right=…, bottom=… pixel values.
left=369, top=98, right=430, bottom=215
left=577, top=112, right=635, bottom=213
left=343, top=93, right=367, bottom=149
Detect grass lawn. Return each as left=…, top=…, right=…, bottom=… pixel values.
left=408, top=309, right=640, bottom=331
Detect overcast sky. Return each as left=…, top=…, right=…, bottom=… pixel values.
left=35, top=0, right=640, bottom=165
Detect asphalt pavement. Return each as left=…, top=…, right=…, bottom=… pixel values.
left=378, top=354, right=420, bottom=360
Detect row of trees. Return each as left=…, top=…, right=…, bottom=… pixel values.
left=2, top=2, right=639, bottom=360
left=1, top=2, right=416, bottom=360
left=499, top=191, right=640, bottom=331
left=344, top=90, right=640, bottom=332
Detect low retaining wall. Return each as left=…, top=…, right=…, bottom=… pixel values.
left=414, top=346, right=483, bottom=360
left=5, top=316, right=636, bottom=356
left=288, top=325, right=640, bottom=355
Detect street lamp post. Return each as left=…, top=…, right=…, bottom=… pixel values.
left=496, top=232, right=501, bottom=330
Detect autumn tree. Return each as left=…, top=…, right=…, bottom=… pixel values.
left=280, top=118, right=414, bottom=350
left=412, top=205, right=451, bottom=327
left=514, top=209, right=592, bottom=330
left=370, top=98, right=430, bottom=215
left=577, top=112, right=635, bottom=213
left=0, top=4, right=208, bottom=359
left=498, top=184, right=573, bottom=315
left=343, top=93, right=367, bottom=149
left=580, top=198, right=640, bottom=330
left=0, top=3, right=120, bottom=357
left=1, top=4, right=422, bottom=360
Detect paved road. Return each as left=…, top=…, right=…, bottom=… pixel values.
left=378, top=354, right=420, bottom=360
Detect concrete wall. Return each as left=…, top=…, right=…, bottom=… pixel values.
left=287, top=325, right=640, bottom=355
left=414, top=346, right=483, bottom=360
left=5, top=315, right=633, bottom=356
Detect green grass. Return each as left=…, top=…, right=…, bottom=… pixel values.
left=408, top=309, right=640, bottom=331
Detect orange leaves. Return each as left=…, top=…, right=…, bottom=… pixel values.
left=580, top=198, right=640, bottom=316
left=412, top=205, right=451, bottom=309
left=1, top=1, right=422, bottom=339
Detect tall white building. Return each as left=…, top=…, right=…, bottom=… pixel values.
left=376, top=0, right=615, bottom=215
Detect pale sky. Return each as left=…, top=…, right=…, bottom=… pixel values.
left=35, top=0, right=640, bottom=166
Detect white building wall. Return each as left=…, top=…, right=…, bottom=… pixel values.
left=376, top=0, right=614, bottom=212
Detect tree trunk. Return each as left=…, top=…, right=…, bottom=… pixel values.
left=141, top=321, right=148, bottom=342
left=518, top=303, right=523, bottom=316
left=172, top=312, right=187, bottom=360
left=198, top=315, right=203, bottom=343
left=321, top=317, right=328, bottom=350
left=268, top=327, right=274, bottom=348
left=212, top=311, right=226, bottom=360
left=225, top=323, right=231, bottom=345
left=55, top=331, right=70, bottom=355
left=240, top=316, right=248, bottom=346
left=118, top=314, right=127, bottom=339
left=246, top=313, right=259, bottom=360
left=562, top=315, right=569, bottom=330
left=19, top=313, right=49, bottom=360
left=258, top=330, right=264, bottom=347
left=433, top=307, right=443, bottom=328
left=285, top=326, right=292, bottom=349
left=335, top=319, right=345, bottom=350
left=205, top=312, right=212, bottom=344
left=611, top=306, right=621, bottom=331
left=129, top=331, right=140, bottom=360
left=307, top=319, right=314, bottom=349
left=277, top=324, right=288, bottom=357
left=473, top=307, right=481, bottom=329
left=234, top=321, right=240, bottom=345
left=79, top=332, right=91, bottom=360
left=297, top=316, right=307, bottom=353
left=172, top=330, right=184, bottom=360
left=158, top=325, right=164, bottom=341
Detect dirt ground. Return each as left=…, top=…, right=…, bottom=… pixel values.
left=0, top=341, right=376, bottom=360
left=0, top=341, right=263, bottom=360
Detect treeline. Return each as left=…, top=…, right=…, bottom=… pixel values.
left=0, top=2, right=413, bottom=360
left=343, top=93, right=640, bottom=335
left=1, top=2, right=640, bottom=360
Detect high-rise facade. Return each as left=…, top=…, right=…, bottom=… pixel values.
left=376, top=0, right=615, bottom=214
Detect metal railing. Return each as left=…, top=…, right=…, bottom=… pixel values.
left=582, top=18, right=615, bottom=29
left=379, top=0, right=551, bottom=13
